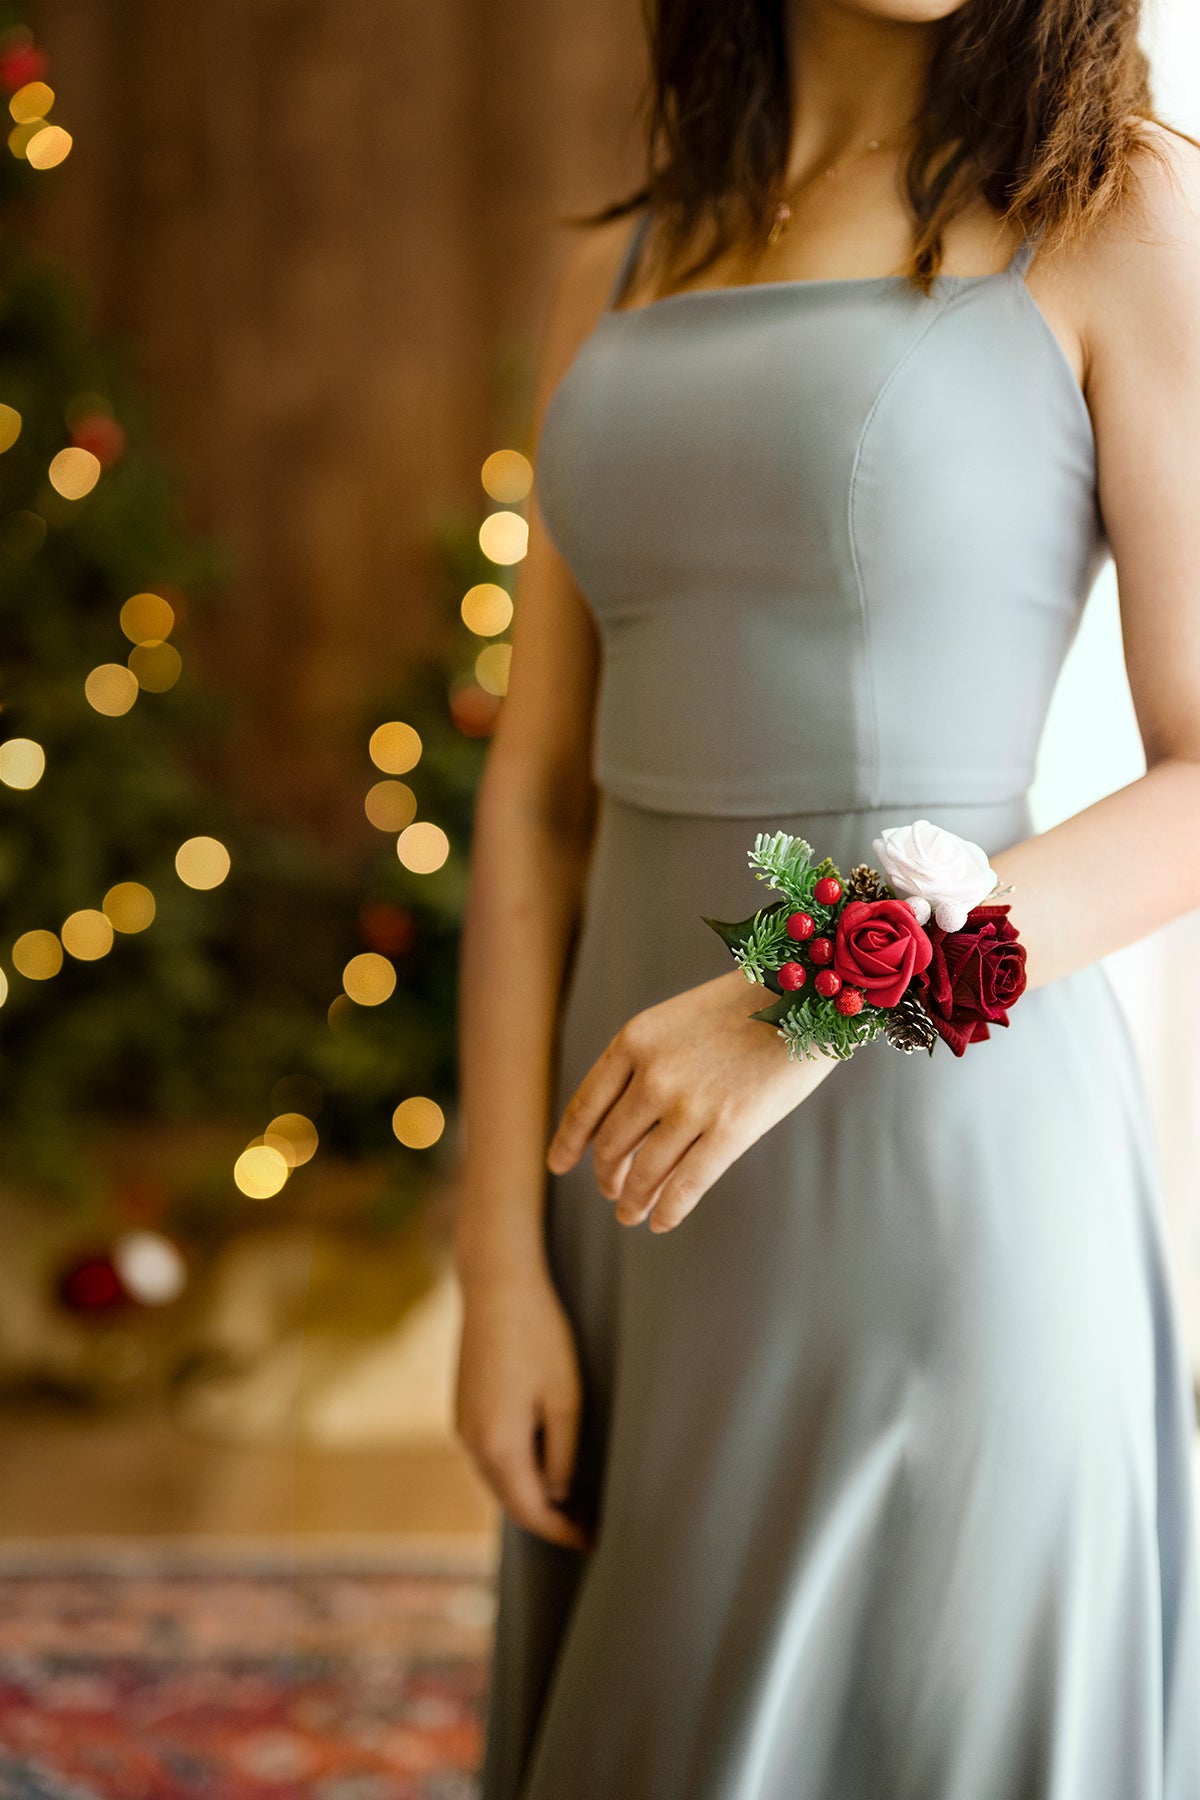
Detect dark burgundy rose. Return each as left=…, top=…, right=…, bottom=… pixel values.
left=832, top=898, right=933, bottom=1009
left=914, top=903, right=1028, bottom=1056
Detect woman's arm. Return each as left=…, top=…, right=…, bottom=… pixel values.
left=453, top=219, right=635, bottom=1550
left=547, top=126, right=1200, bottom=1233
left=992, top=124, right=1200, bottom=982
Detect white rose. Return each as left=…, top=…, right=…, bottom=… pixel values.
left=870, top=819, right=998, bottom=933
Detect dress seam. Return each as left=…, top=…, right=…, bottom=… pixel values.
left=847, top=279, right=961, bottom=810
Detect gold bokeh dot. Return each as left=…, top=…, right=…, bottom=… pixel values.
left=48, top=445, right=100, bottom=499
left=369, top=720, right=421, bottom=774
left=364, top=779, right=417, bottom=833
left=398, top=821, right=449, bottom=875
left=461, top=582, right=513, bottom=637
left=393, top=1096, right=446, bottom=1149
left=85, top=663, right=138, bottom=716
left=234, top=1143, right=289, bottom=1199
left=481, top=448, right=533, bottom=504
left=9, top=80, right=54, bottom=124
left=478, top=510, right=528, bottom=566
left=103, top=881, right=156, bottom=934
left=0, top=404, right=22, bottom=453
left=342, top=951, right=397, bottom=1007
left=327, top=993, right=355, bottom=1033
left=7, top=120, right=38, bottom=158
left=25, top=123, right=72, bottom=169
left=0, top=967, right=7, bottom=1008
left=12, top=929, right=63, bottom=980
left=120, top=591, right=176, bottom=644
left=129, top=640, right=182, bottom=692
left=61, top=909, right=114, bottom=961
left=475, top=642, right=512, bottom=697
left=0, top=737, right=45, bottom=789
left=175, top=836, right=230, bottom=890
left=263, top=1112, right=319, bottom=1168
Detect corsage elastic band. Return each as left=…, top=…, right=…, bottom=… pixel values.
left=702, top=819, right=1028, bottom=1061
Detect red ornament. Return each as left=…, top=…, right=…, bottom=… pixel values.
left=814, top=969, right=842, bottom=998
left=835, top=985, right=864, bottom=1016
left=450, top=682, right=500, bottom=737
left=809, top=936, right=834, bottom=966
left=71, top=413, right=126, bottom=467
left=785, top=910, right=815, bottom=942
left=359, top=900, right=418, bottom=956
left=0, top=44, right=48, bottom=91
left=58, top=1253, right=126, bottom=1313
left=813, top=875, right=842, bottom=906
left=777, top=961, right=806, bottom=991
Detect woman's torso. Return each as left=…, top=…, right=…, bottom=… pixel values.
left=534, top=208, right=1108, bottom=818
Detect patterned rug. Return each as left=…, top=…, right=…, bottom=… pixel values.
left=0, top=1540, right=495, bottom=1799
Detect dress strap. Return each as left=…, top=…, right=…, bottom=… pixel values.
left=606, top=207, right=653, bottom=312
left=1008, top=226, right=1043, bottom=282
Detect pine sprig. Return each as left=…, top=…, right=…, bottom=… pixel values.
left=746, top=831, right=843, bottom=922
left=750, top=989, right=887, bottom=1062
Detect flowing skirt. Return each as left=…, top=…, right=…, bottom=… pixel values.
left=478, top=791, right=1200, bottom=1800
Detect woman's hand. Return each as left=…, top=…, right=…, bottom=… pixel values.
left=454, top=1260, right=594, bottom=1552
left=546, top=967, right=837, bottom=1233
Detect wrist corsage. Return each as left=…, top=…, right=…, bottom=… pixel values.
left=702, top=819, right=1027, bottom=1062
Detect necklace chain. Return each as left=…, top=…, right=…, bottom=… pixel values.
left=767, top=130, right=904, bottom=247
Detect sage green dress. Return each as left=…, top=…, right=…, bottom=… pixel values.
left=477, top=208, right=1200, bottom=1800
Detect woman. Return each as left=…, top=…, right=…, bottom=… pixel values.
left=454, top=0, right=1200, bottom=1792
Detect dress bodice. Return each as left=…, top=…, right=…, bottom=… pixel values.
left=533, top=208, right=1108, bottom=817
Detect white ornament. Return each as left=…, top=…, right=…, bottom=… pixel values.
left=112, top=1229, right=188, bottom=1306
left=872, top=819, right=997, bottom=927
left=934, top=898, right=969, bottom=932
left=904, top=895, right=932, bottom=926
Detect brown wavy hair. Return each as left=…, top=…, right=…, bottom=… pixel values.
left=572, top=0, right=1195, bottom=296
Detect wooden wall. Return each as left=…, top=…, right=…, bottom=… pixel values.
left=27, top=0, right=644, bottom=831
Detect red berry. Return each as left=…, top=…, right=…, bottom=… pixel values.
left=835, top=986, right=864, bottom=1016
left=785, top=910, right=815, bottom=942
left=777, top=961, right=806, bottom=991
left=809, top=936, right=834, bottom=966
left=814, top=969, right=842, bottom=999
left=814, top=875, right=842, bottom=906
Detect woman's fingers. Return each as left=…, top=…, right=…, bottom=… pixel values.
left=645, top=1126, right=742, bottom=1234
left=546, top=1036, right=635, bottom=1174
left=611, top=1108, right=703, bottom=1226
left=477, top=1427, right=591, bottom=1551
left=589, top=1080, right=663, bottom=1198
left=538, top=1392, right=581, bottom=1506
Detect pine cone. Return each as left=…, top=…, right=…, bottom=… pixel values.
left=845, top=862, right=887, bottom=903
left=883, top=990, right=939, bottom=1056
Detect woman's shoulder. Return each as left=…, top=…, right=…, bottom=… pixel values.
left=1065, top=120, right=1200, bottom=320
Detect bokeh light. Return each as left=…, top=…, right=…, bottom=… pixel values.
left=481, top=448, right=533, bottom=503
left=103, top=881, right=156, bottom=934
left=478, top=510, right=528, bottom=565
left=120, top=591, right=176, bottom=643
left=263, top=1113, right=319, bottom=1168
left=393, top=1096, right=446, bottom=1149
left=397, top=821, right=449, bottom=874
left=128, top=641, right=182, bottom=692
left=234, top=1143, right=289, bottom=1199
left=461, top=582, right=513, bottom=637
left=12, top=929, right=62, bottom=980
left=475, top=642, right=512, bottom=697
left=342, top=952, right=397, bottom=1006
left=48, top=445, right=100, bottom=499
left=0, top=404, right=21, bottom=452
left=175, top=836, right=230, bottom=890
left=8, top=80, right=53, bottom=124
left=364, top=779, right=417, bottom=832
left=0, top=736, right=45, bottom=789
left=0, top=968, right=7, bottom=1007
left=85, top=663, right=138, bottom=716
left=61, top=909, right=114, bottom=961
left=24, top=122, right=71, bottom=169
left=369, top=720, right=421, bottom=774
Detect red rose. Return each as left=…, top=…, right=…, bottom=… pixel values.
left=832, top=898, right=933, bottom=1009
left=914, top=903, right=1028, bottom=1056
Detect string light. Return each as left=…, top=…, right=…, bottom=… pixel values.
left=263, top=1113, right=318, bottom=1168
left=342, top=952, right=397, bottom=1006
left=233, top=1143, right=289, bottom=1199
left=61, top=909, right=114, bottom=961
left=461, top=582, right=513, bottom=637
left=8, top=80, right=53, bottom=124
left=0, top=968, right=7, bottom=1008
left=0, top=404, right=21, bottom=452
left=23, top=122, right=71, bottom=169
left=120, top=591, right=175, bottom=643
left=397, top=820, right=449, bottom=874
left=0, top=736, right=45, bottom=788
left=475, top=643, right=512, bottom=697
left=103, top=882, right=155, bottom=934
left=48, top=445, right=99, bottom=499
left=481, top=448, right=533, bottom=503
left=364, top=779, right=417, bottom=832
left=369, top=720, right=421, bottom=775
left=175, top=836, right=230, bottom=890
left=85, top=663, right=138, bottom=716
left=478, top=509, right=528, bottom=565
left=393, top=1096, right=445, bottom=1149
left=12, top=929, right=62, bottom=979
left=128, top=640, right=182, bottom=692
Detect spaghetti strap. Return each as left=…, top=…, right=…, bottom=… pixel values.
left=1008, top=226, right=1042, bottom=281
left=605, top=207, right=653, bottom=312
